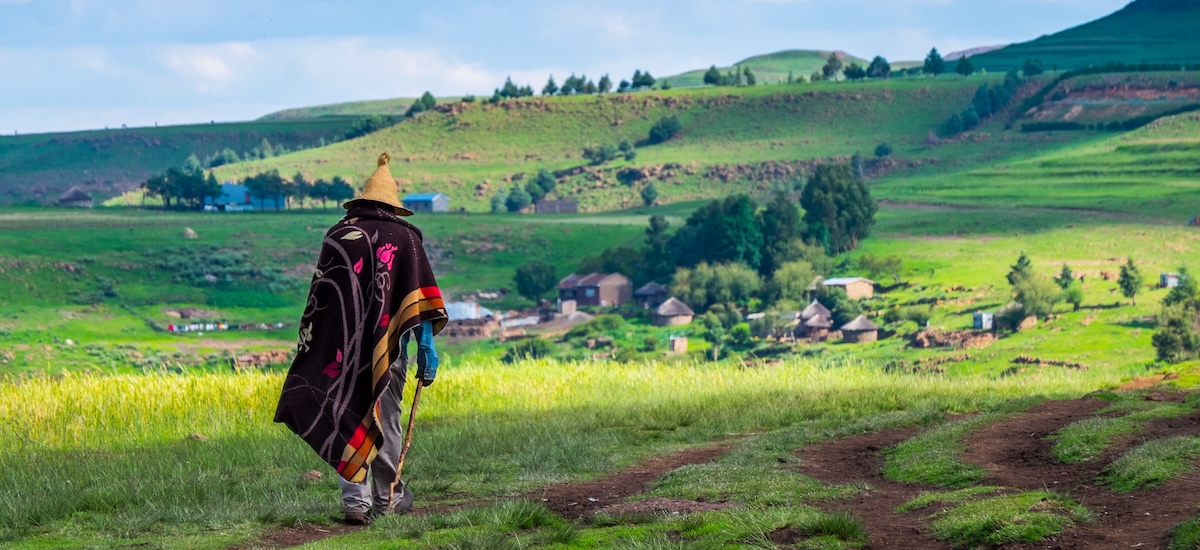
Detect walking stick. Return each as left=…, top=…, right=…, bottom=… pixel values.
left=388, top=381, right=424, bottom=508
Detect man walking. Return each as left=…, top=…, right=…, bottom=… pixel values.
left=274, top=153, right=447, bottom=525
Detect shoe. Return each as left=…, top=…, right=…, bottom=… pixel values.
left=370, top=482, right=414, bottom=520
left=343, top=509, right=371, bottom=526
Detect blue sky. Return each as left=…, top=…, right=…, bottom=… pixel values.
left=0, top=0, right=1128, bottom=134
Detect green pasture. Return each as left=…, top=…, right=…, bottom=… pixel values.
left=0, top=359, right=1129, bottom=548
left=216, top=77, right=1072, bottom=212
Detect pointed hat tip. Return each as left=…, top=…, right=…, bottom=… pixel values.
left=378, top=152, right=390, bottom=166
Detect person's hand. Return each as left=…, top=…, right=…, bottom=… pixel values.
left=414, top=321, right=438, bottom=386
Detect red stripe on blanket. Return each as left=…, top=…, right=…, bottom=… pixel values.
left=348, top=424, right=368, bottom=449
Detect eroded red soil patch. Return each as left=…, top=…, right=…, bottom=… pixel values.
left=532, top=441, right=737, bottom=518
left=226, top=524, right=362, bottom=550
left=797, top=426, right=950, bottom=549
left=964, top=396, right=1200, bottom=549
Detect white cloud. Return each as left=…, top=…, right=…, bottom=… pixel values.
left=601, top=14, right=634, bottom=37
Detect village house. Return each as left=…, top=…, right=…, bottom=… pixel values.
left=653, top=298, right=695, bottom=327
left=535, top=199, right=579, bottom=214
left=557, top=273, right=632, bottom=307
left=1161, top=273, right=1181, bottom=289
left=841, top=315, right=880, bottom=344
left=822, top=277, right=876, bottom=300
left=974, top=312, right=995, bottom=331
left=802, top=315, right=834, bottom=342
left=204, top=182, right=284, bottom=211
left=57, top=187, right=93, bottom=208
left=402, top=193, right=450, bottom=213
left=634, top=282, right=669, bottom=308
left=794, top=300, right=833, bottom=339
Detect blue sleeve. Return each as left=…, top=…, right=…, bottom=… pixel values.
left=415, top=321, right=438, bottom=381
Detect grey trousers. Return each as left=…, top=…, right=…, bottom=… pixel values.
left=339, top=363, right=406, bottom=513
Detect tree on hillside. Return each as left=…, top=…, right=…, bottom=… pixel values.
left=328, top=176, right=354, bottom=206
left=1007, top=252, right=1034, bottom=286
left=924, top=48, right=946, bottom=78
left=972, top=84, right=994, bottom=119
left=1118, top=258, right=1144, bottom=305
left=642, top=215, right=674, bottom=284
left=1014, top=274, right=1061, bottom=319
left=956, top=56, right=975, bottom=77
left=406, top=91, right=436, bottom=115
left=619, top=139, right=636, bottom=161
left=505, top=185, right=532, bottom=212
left=420, top=91, right=437, bottom=110
left=822, top=53, right=844, bottom=82
left=704, top=65, right=722, bottom=86
left=1152, top=302, right=1200, bottom=363
left=632, top=70, right=656, bottom=90
left=598, top=74, right=612, bottom=93
left=514, top=261, right=558, bottom=304
left=244, top=170, right=289, bottom=210
left=648, top=116, right=682, bottom=144
left=843, top=63, right=867, bottom=81
left=292, top=172, right=312, bottom=208
left=874, top=142, right=893, bottom=158
left=1023, top=58, right=1045, bottom=77
left=1164, top=267, right=1198, bottom=308
left=669, top=195, right=763, bottom=271
left=799, top=163, right=877, bottom=254
left=860, top=254, right=905, bottom=284
left=757, top=193, right=802, bottom=277
left=743, top=66, right=757, bottom=86
left=641, top=183, right=658, bottom=207
left=583, top=78, right=597, bottom=95
left=1055, top=264, right=1076, bottom=290
left=815, top=286, right=863, bottom=327
left=531, top=168, right=557, bottom=197
left=542, top=75, right=559, bottom=96
left=617, top=79, right=631, bottom=93
left=671, top=262, right=762, bottom=311
left=867, top=56, right=892, bottom=79
left=582, top=143, right=618, bottom=165
left=767, top=260, right=817, bottom=306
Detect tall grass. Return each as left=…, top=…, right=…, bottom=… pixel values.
left=0, top=357, right=1124, bottom=543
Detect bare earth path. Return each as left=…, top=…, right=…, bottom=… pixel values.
left=963, top=397, right=1200, bottom=549
left=228, top=441, right=737, bottom=549
left=797, top=426, right=951, bottom=549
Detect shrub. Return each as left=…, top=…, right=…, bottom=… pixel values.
left=648, top=116, right=682, bottom=144
left=502, top=338, right=555, bottom=363
left=874, top=142, right=892, bottom=158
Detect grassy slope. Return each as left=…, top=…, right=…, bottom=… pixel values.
left=664, top=49, right=869, bottom=87
left=259, top=96, right=463, bottom=120
left=971, top=0, right=1200, bottom=71
left=0, top=118, right=358, bottom=204
left=217, top=77, right=1086, bottom=212
left=871, top=111, right=1200, bottom=218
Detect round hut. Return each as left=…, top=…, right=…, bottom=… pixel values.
left=802, top=315, right=834, bottom=342
left=841, top=315, right=880, bottom=344
left=57, top=187, right=93, bottom=208
left=654, top=297, right=695, bottom=327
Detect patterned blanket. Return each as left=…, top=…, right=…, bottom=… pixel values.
left=274, top=204, right=447, bottom=482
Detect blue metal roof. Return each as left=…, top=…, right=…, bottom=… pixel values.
left=403, top=193, right=448, bottom=202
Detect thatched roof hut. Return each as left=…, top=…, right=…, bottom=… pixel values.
left=841, top=315, right=880, bottom=343
left=654, top=297, right=695, bottom=327
left=57, top=187, right=93, bottom=208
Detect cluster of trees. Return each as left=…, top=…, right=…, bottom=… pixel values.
left=648, top=116, right=682, bottom=144
left=535, top=70, right=658, bottom=98
left=576, top=162, right=876, bottom=306
left=582, top=139, right=637, bottom=166
left=491, top=168, right=558, bottom=213
left=812, top=54, right=892, bottom=83
left=143, top=167, right=220, bottom=209
left=702, top=65, right=757, bottom=87
left=943, top=69, right=1023, bottom=136
left=404, top=92, right=439, bottom=116
left=995, top=254, right=1146, bottom=330
left=490, top=78, right=537, bottom=103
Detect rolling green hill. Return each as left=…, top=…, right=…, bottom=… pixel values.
left=972, top=0, right=1200, bottom=72
left=215, top=77, right=1090, bottom=213
left=259, top=96, right=463, bottom=120
left=0, top=118, right=358, bottom=204
left=664, top=49, right=869, bottom=87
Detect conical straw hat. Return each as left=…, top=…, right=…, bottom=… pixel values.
left=343, top=152, right=413, bottom=215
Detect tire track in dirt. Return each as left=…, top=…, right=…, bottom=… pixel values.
left=963, top=397, right=1200, bottom=549
left=797, top=427, right=951, bottom=549
left=532, top=441, right=738, bottom=519
left=228, top=441, right=738, bottom=549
